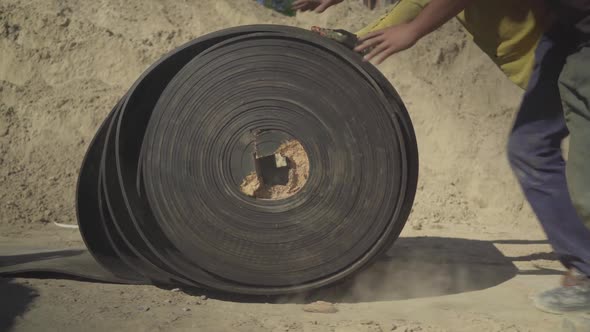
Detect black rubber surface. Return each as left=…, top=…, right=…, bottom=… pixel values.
left=0, top=247, right=140, bottom=284
left=2, top=25, right=418, bottom=295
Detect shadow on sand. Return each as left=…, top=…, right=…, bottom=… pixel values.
left=183, top=236, right=558, bottom=303
left=0, top=278, right=38, bottom=332
left=1, top=237, right=559, bottom=305
left=301, top=236, right=548, bottom=303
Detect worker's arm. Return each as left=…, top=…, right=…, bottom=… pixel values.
left=356, top=0, right=431, bottom=37
left=355, top=0, right=476, bottom=64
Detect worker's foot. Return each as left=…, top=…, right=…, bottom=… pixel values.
left=534, top=269, right=590, bottom=314
left=310, top=26, right=359, bottom=50
left=563, top=268, right=590, bottom=287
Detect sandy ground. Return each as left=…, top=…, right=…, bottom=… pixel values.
left=0, top=0, right=574, bottom=331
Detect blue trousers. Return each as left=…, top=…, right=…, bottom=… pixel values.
left=507, top=27, right=590, bottom=276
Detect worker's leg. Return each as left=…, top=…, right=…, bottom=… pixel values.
left=507, top=32, right=590, bottom=278
left=560, top=45, right=590, bottom=230
left=532, top=42, right=590, bottom=314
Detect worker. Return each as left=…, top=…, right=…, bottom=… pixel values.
left=256, top=0, right=296, bottom=16
left=294, top=0, right=590, bottom=314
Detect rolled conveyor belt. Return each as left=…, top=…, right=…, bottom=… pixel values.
left=74, top=24, right=419, bottom=295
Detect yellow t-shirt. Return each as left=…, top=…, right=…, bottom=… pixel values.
left=356, top=0, right=551, bottom=89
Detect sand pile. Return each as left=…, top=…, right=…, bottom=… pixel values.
left=0, top=0, right=535, bottom=237
left=240, top=140, right=309, bottom=199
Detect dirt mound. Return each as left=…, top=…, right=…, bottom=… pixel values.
left=240, top=140, right=309, bottom=199
left=0, top=0, right=534, bottom=237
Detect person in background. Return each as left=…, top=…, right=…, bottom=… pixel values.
left=256, top=0, right=297, bottom=16
left=295, top=0, right=590, bottom=315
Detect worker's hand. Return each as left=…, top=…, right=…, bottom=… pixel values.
left=292, top=0, right=343, bottom=13
left=354, top=23, right=421, bottom=64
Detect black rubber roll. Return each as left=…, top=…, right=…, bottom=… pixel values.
left=76, top=24, right=419, bottom=295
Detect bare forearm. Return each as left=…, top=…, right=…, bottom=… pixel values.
left=408, top=0, right=475, bottom=38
